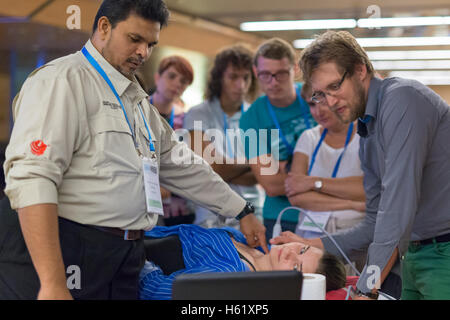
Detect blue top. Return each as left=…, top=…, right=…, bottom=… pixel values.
left=139, top=224, right=267, bottom=300
left=239, top=83, right=316, bottom=222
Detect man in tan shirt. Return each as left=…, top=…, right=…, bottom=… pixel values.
left=1, top=0, right=266, bottom=300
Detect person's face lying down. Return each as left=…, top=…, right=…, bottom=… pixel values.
left=269, top=242, right=322, bottom=273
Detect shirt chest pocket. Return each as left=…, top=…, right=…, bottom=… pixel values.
left=91, top=115, right=141, bottom=175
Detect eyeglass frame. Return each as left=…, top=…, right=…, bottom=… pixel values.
left=311, top=71, right=348, bottom=104
left=256, top=69, right=291, bottom=83
left=294, top=245, right=311, bottom=272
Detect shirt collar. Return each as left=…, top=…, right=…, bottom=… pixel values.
left=211, top=97, right=242, bottom=122
left=83, top=39, right=142, bottom=98
left=357, top=77, right=383, bottom=137
left=364, top=76, right=383, bottom=120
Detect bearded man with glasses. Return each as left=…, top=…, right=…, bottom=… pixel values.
left=273, top=30, right=450, bottom=301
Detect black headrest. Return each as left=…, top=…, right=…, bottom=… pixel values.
left=143, top=235, right=185, bottom=275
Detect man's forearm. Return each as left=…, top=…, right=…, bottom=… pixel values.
left=377, top=248, right=399, bottom=292
left=211, top=162, right=251, bottom=182
left=18, top=204, right=68, bottom=290
left=229, top=170, right=258, bottom=186
left=250, top=158, right=287, bottom=197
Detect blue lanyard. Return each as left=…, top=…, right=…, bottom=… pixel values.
left=82, top=47, right=155, bottom=153
left=222, top=103, right=244, bottom=158
left=308, top=122, right=354, bottom=177
left=266, top=86, right=311, bottom=156
left=150, top=96, right=174, bottom=128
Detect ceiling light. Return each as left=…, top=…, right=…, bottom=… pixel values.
left=367, top=50, right=450, bottom=60
left=389, top=71, right=450, bottom=85
left=240, top=19, right=356, bottom=31
left=358, top=16, right=450, bottom=28
left=293, top=37, right=450, bottom=48
left=372, top=60, right=450, bottom=70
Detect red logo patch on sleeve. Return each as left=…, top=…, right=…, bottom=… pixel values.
left=30, top=140, right=48, bottom=156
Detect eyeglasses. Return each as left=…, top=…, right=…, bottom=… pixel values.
left=257, top=70, right=290, bottom=83
left=311, top=71, right=347, bottom=104
left=300, top=245, right=310, bottom=255
left=293, top=245, right=310, bottom=272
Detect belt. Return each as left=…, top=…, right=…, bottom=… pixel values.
left=92, top=226, right=144, bottom=241
left=411, top=232, right=450, bottom=246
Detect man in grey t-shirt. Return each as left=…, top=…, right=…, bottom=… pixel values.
left=272, top=31, right=450, bottom=300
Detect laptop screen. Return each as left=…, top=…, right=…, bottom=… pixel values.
left=173, top=271, right=303, bottom=300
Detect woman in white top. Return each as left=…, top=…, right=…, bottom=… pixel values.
left=284, top=83, right=366, bottom=238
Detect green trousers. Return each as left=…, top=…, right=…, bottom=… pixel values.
left=401, top=240, right=450, bottom=300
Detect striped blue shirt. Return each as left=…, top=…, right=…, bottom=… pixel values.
left=139, top=224, right=264, bottom=300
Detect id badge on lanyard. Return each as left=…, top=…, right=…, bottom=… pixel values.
left=142, top=157, right=164, bottom=216
left=82, top=46, right=163, bottom=216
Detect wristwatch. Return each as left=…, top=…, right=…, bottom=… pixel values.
left=235, top=202, right=255, bottom=220
left=356, top=289, right=379, bottom=300
left=314, top=179, right=323, bottom=190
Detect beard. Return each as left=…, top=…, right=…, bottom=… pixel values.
left=102, top=38, right=136, bottom=80
left=336, top=79, right=367, bottom=123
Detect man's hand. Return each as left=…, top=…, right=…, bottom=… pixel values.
left=239, top=214, right=269, bottom=253
left=270, top=231, right=305, bottom=245
left=285, top=173, right=314, bottom=197
left=270, top=231, right=324, bottom=249
left=352, top=295, right=376, bottom=300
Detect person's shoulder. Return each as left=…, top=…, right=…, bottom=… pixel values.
left=380, top=77, right=443, bottom=114
left=185, top=100, right=212, bottom=118
left=240, top=96, right=266, bottom=125
left=306, top=124, right=321, bottom=137
left=381, top=77, right=431, bottom=102
left=25, top=51, right=88, bottom=84
left=298, top=124, right=320, bottom=143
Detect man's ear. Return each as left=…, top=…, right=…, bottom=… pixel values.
left=154, top=72, right=160, bottom=84
left=96, top=16, right=112, bottom=40
left=354, top=63, right=368, bottom=81
left=252, top=65, right=258, bottom=78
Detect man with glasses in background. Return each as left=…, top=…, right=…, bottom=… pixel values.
left=240, top=38, right=316, bottom=241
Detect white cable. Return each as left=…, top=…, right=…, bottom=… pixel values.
left=273, top=206, right=396, bottom=300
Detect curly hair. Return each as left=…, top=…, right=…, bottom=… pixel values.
left=205, top=44, right=257, bottom=102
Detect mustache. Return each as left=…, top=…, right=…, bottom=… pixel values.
left=126, top=57, right=144, bottom=65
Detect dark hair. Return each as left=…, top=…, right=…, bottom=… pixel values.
left=299, top=31, right=374, bottom=84
left=158, top=55, right=194, bottom=85
left=92, top=0, right=170, bottom=33
left=254, top=37, right=297, bottom=67
left=316, top=252, right=347, bottom=292
left=300, top=82, right=316, bottom=107
left=206, top=44, right=257, bottom=102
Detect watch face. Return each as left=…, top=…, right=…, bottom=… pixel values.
left=315, top=180, right=322, bottom=189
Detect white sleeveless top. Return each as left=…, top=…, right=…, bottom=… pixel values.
left=294, top=124, right=364, bottom=232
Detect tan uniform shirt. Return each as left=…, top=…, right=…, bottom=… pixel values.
left=4, top=40, right=245, bottom=230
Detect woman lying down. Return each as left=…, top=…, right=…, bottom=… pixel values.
left=139, top=224, right=346, bottom=300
